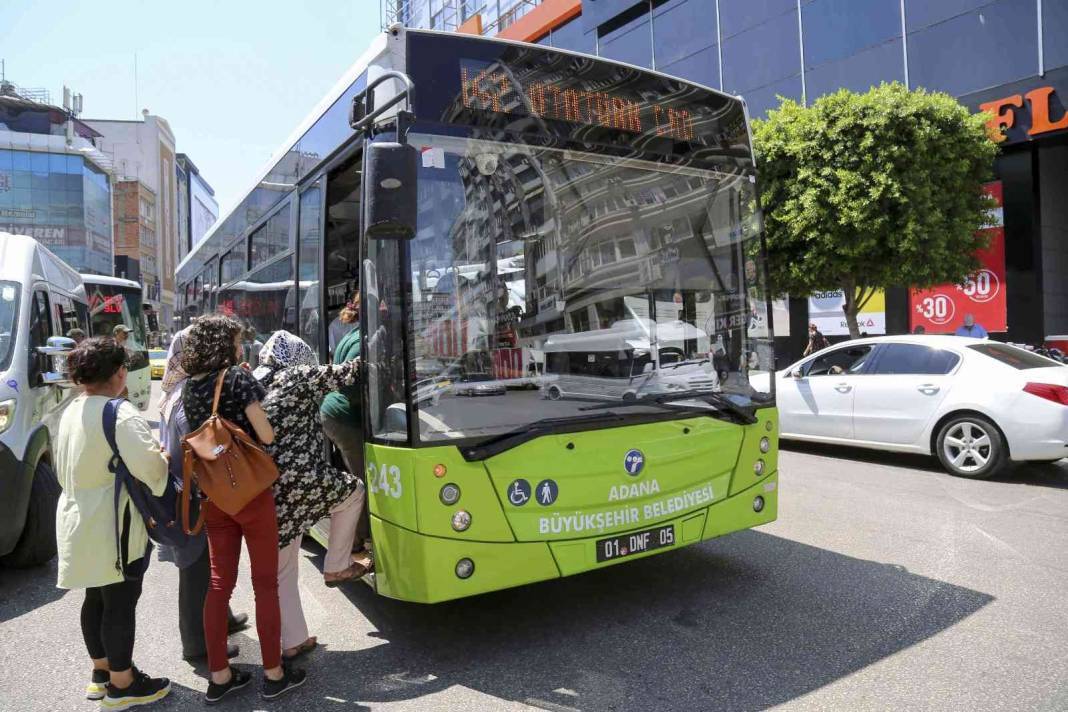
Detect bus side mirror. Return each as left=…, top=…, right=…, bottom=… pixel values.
left=365, top=141, right=418, bottom=240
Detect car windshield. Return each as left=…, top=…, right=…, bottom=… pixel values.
left=366, top=134, right=774, bottom=444
left=0, top=281, right=20, bottom=372
left=150, top=350, right=167, bottom=359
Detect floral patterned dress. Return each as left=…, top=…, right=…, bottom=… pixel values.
left=261, top=360, right=361, bottom=547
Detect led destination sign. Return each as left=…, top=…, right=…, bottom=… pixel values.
left=460, top=62, right=697, bottom=142
left=408, top=32, right=749, bottom=155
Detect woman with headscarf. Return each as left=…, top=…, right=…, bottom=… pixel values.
left=253, top=331, right=367, bottom=661
left=157, top=326, right=247, bottom=663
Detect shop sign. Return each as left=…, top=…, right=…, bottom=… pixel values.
left=981, top=85, right=1068, bottom=143
left=808, top=290, right=886, bottom=336
left=909, top=182, right=1006, bottom=334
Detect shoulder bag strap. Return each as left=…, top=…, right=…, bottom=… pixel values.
left=181, top=446, right=206, bottom=535
left=103, top=398, right=126, bottom=575
left=211, top=369, right=227, bottom=416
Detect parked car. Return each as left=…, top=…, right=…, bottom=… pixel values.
left=149, top=349, right=167, bottom=379
left=751, top=335, right=1068, bottom=479
left=453, top=373, right=506, bottom=396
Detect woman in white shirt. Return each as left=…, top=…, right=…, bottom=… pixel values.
left=54, top=337, right=170, bottom=708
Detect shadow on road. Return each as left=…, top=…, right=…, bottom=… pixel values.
left=295, top=530, right=993, bottom=712
left=781, top=440, right=1068, bottom=489
left=0, top=558, right=65, bottom=623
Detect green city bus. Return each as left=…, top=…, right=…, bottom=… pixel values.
left=176, top=27, right=778, bottom=603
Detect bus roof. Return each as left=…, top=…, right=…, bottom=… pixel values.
left=80, top=274, right=141, bottom=290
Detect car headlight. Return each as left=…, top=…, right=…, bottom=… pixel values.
left=0, top=398, right=17, bottom=435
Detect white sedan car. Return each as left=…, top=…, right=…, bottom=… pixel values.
left=753, top=335, right=1068, bottom=478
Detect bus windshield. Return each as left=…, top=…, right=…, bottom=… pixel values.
left=370, top=134, right=773, bottom=444
left=86, top=283, right=148, bottom=353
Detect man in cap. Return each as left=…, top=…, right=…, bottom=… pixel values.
left=112, top=323, right=132, bottom=347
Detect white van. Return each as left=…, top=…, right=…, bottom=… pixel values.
left=0, top=232, right=87, bottom=567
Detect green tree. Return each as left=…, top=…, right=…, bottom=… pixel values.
left=752, top=82, right=998, bottom=338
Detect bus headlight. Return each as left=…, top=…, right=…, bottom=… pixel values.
left=754, top=459, right=766, bottom=475
left=455, top=558, right=475, bottom=579
left=759, top=437, right=770, bottom=453
left=451, top=510, right=472, bottom=531
left=753, top=496, right=765, bottom=512
left=440, top=483, right=461, bottom=505
left=0, top=399, right=16, bottom=435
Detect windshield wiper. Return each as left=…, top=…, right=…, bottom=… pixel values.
left=579, top=389, right=758, bottom=425
left=461, top=412, right=627, bottom=461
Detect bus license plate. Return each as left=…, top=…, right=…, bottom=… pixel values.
left=596, top=524, right=675, bottom=562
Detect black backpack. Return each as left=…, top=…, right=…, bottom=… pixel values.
left=102, top=398, right=192, bottom=573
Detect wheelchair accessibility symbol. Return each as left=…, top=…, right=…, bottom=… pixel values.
left=508, top=479, right=531, bottom=506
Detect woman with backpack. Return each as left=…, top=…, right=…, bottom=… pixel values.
left=157, top=326, right=248, bottom=662
left=180, top=314, right=305, bottom=704
left=55, top=337, right=171, bottom=708
left=252, top=331, right=367, bottom=661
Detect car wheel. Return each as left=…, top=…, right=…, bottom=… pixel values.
left=0, top=460, right=60, bottom=568
left=622, top=392, right=636, bottom=402
left=935, top=415, right=1007, bottom=479
left=547, top=385, right=562, bottom=401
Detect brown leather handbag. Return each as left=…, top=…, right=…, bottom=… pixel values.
left=181, top=369, right=279, bottom=534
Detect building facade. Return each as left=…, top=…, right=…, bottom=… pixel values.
left=0, top=84, right=114, bottom=275
left=176, top=153, right=219, bottom=264
left=387, top=0, right=1068, bottom=354
left=111, top=180, right=157, bottom=289
left=87, top=112, right=180, bottom=331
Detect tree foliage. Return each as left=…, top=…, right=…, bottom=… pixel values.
left=752, top=82, right=998, bottom=337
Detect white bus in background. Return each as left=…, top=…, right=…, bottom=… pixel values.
left=80, top=274, right=151, bottom=410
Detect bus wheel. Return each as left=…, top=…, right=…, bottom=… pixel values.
left=547, top=386, right=562, bottom=401
left=1, top=460, right=60, bottom=568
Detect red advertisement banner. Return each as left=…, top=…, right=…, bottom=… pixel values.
left=910, top=182, right=1006, bottom=334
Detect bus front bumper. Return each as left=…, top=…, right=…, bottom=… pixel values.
left=370, top=472, right=778, bottom=603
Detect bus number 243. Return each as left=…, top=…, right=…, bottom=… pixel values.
left=367, top=462, right=403, bottom=499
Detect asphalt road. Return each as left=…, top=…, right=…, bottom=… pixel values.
left=2, top=382, right=1067, bottom=711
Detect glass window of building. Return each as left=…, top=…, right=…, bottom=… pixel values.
left=906, top=0, right=1038, bottom=97
left=549, top=16, right=596, bottom=55
left=0, top=148, right=111, bottom=275
left=802, top=0, right=901, bottom=68
left=719, top=0, right=796, bottom=38
left=653, top=0, right=718, bottom=69
left=721, top=6, right=802, bottom=95
left=599, top=6, right=653, bottom=69
left=804, top=37, right=905, bottom=99
left=250, top=203, right=291, bottom=269
left=1047, top=0, right=1068, bottom=71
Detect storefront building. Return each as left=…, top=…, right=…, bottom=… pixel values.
left=0, top=88, right=114, bottom=276
left=388, top=0, right=1068, bottom=355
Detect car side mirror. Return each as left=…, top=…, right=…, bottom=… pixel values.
left=36, top=336, right=76, bottom=387
left=790, top=368, right=804, bottom=379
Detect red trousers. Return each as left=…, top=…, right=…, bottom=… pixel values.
left=203, top=489, right=281, bottom=673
